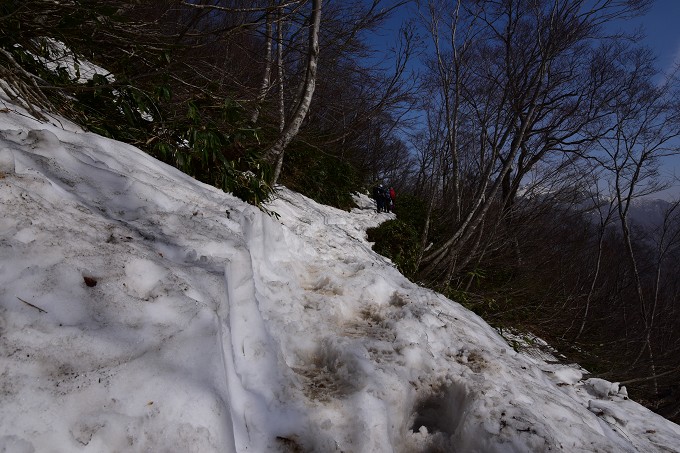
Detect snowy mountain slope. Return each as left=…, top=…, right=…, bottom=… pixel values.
left=1, top=93, right=680, bottom=452
left=628, top=198, right=675, bottom=229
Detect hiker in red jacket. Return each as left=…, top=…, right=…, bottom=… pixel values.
left=388, top=187, right=396, bottom=213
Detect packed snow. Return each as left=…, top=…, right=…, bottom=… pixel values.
left=1, top=92, right=680, bottom=452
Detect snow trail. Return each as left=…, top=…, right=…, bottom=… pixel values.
left=1, top=92, right=680, bottom=452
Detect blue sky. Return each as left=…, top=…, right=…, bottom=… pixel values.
left=636, top=0, right=680, bottom=198
left=372, top=0, right=680, bottom=200
left=597, top=0, right=680, bottom=199
left=635, top=0, right=680, bottom=76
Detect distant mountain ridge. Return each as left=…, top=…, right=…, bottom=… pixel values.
left=628, top=198, right=675, bottom=229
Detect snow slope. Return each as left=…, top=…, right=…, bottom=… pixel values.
left=1, top=93, right=680, bottom=452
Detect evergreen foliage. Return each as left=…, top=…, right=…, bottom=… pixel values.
left=367, top=219, right=420, bottom=278
left=280, top=143, right=361, bottom=210
left=391, top=194, right=430, bottom=237
left=0, top=0, right=275, bottom=206
left=366, top=194, right=430, bottom=278
left=152, top=98, right=271, bottom=206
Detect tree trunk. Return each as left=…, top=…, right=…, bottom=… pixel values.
left=265, top=0, right=321, bottom=185
left=250, top=2, right=275, bottom=124
left=277, top=4, right=285, bottom=133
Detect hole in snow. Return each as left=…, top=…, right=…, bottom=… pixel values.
left=407, top=378, right=471, bottom=449
left=275, top=435, right=305, bottom=453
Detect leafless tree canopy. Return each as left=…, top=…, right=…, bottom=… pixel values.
left=403, top=0, right=680, bottom=421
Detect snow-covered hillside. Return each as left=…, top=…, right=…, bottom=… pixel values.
left=1, top=92, right=680, bottom=452
left=628, top=197, right=676, bottom=229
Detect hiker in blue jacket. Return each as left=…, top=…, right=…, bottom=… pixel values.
left=373, top=184, right=387, bottom=213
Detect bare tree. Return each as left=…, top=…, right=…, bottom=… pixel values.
left=415, top=0, right=651, bottom=284
left=593, top=54, right=680, bottom=394
left=250, top=1, right=275, bottom=124
left=264, top=0, right=321, bottom=183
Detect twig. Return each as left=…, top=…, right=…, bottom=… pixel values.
left=617, top=366, right=680, bottom=385
left=17, top=297, right=47, bottom=314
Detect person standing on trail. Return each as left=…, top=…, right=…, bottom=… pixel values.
left=388, top=187, right=396, bottom=212
left=382, top=187, right=391, bottom=213
left=373, top=184, right=386, bottom=213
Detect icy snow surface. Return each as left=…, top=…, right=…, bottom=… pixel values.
left=1, top=94, right=680, bottom=452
